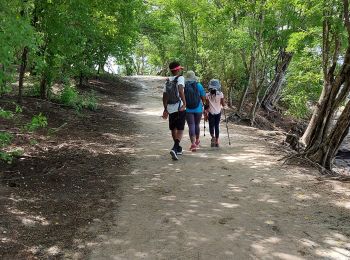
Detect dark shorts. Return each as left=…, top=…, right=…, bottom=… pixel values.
left=169, top=111, right=186, bottom=131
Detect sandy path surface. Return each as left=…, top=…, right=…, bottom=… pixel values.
left=89, top=76, right=350, bottom=260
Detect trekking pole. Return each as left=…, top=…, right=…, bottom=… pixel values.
left=203, top=115, right=206, bottom=136
left=223, top=108, right=231, bottom=145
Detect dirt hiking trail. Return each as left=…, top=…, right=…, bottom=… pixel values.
left=88, top=76, right=350, bottom=259
left=1, top=76, right=350, bottom=260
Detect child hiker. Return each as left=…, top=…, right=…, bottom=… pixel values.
left=184, top=71, right=206, bottom=152
left=205, top=79, right=225, bottom=147
left=162, top=61, right=187, bottom=160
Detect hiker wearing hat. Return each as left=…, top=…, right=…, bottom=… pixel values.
left=205, top=79, right=225, bottom=147
left=184, top=71, right=206, bottom=152
left=162, top=61, right=187, bottom=160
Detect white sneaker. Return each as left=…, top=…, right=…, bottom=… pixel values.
left=170, top=149, right=178, bottom=160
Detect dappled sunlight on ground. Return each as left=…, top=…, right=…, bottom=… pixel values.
left=78, top=77, right=350, bottom=259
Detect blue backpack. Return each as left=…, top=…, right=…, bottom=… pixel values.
left=185, top=81, right=201, bottom=109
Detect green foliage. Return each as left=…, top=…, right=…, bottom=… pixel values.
left=0, top=109, right=14, bottom=119
left=0, top=132, right=13, bottom=148
left=29, top=139, right=39, bottom=145
left=0, top=152, right=14, bottom=164
left=26, top=83, right=41, bottom=97
left=59, top=85, right=98, bottom=111
left=80, top=92, right=98, bottom=111
left=60, top=85, right=79, bottom=107
left=0, top=149, right=23, bottom=164
left=0, top=0, right=144, bottom=97
left=0, top=0, right=38, bottom=87
left=15, top=104, right=23, bottom=114
left=0, top=132, right=14, bottom=164
left=25, top=113, right=48, bottom=132
left=282, top=52, right=322, bottom=118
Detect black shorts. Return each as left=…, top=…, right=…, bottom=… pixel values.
left=169, top=111, right=186, bottom=131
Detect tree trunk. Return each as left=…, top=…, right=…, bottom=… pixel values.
left=307, top=92, right=350, bottom=170
left=262, top=50, right=293, bottom=110
left=301, top=84, right=330, bottom=146
left=228, top=84, right=234, bottom=107
left=40, top=76, right=47, bottom=99
left=1, top=65, right=6, bottom=96
left=249, top=91, right=259, bottom=125
left=238, top=52, right=255, bottom=113
left=249, top=65, right=267, bottom=125
left=18, top=47, right=29, bottom=104
left=98, top=63, right=105, bottom=74
left=302, top=47, right=350, bottom=147
left=79, top=71, right=84, bottom=88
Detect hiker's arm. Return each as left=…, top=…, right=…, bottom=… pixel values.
left=163, top=92, right=168, bottom=110
left=221, top=97, right=225, bottom=107
left=162, top=92, right=168, bottom=119
left=201, top=96, right=206, bottom=106
left=178, top=85, right=186, bottom=111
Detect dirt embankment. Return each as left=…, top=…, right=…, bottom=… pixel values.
left=0, top=77, right=141, bottom=259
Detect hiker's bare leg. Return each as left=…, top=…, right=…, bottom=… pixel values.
left=176, top=130, right=183, bottom=141
left=171, top=129, right=177, bottom=141
left=171, top=129, right=183, bottom=141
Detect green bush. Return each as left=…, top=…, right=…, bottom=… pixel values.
left=81, top=91, right=98, bottom=111
left=0, top=151, right=13, bottom=163
left=25, top=113, right=48, bottom=132
left=0, top=108, right=14, bottom=119
left=0, top=132, right=13, bottom=147
left=59, top=85, right=98, bottom=111
left=26, top=83, right=41, bottom=97
left=0, top=149, right=23, bottom=164
left=0, top=132, right=14, bottom=164
left=60, top=85, right=79, bottom=107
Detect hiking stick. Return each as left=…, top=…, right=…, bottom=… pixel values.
left=223, top=108, right=231, bottom=145
left=203, top=115, right=206, bottom=136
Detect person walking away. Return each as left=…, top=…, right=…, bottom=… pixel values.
left=205, top=79, right=225, bottom=147
left=184, top=71, right=206, bottom=152
left=162, top=61, right=187, bottom=160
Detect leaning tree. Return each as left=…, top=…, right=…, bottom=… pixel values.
left=300, top=0, right=350, bottom=170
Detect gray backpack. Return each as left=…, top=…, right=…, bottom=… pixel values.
left=165, top=76, right=180, bottom=104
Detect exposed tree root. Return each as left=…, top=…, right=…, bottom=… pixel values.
left=279, top=152, right=346, bottom=179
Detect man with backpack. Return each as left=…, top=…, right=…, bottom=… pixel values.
left=184, top=71, right=206, bottom=152
left=162, top=61, right=187, bottom=160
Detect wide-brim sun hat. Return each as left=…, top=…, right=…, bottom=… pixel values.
left=208, top=79, right=221, bottom=90
left=185, top=70, right=198, bottom=81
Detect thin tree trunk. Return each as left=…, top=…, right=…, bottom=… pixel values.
left=18, top=47, right=29, bottom=104
left=250, top=65, right=267, bottom=125
left=1, top=65, right=6, bottom=96
left=79, top=71, right=83, bottom=88
left=262, top=50, right=293, bottom=110
left=228, top=80, right=235, bottom=107
left=250, top=92, right=259, bottom=125
left=40, top=76, right=47, bottom=99
left=238, top=51, right=255, bottom=113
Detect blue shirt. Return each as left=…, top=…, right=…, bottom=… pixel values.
left=185, top=82, right=206, bottom=113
